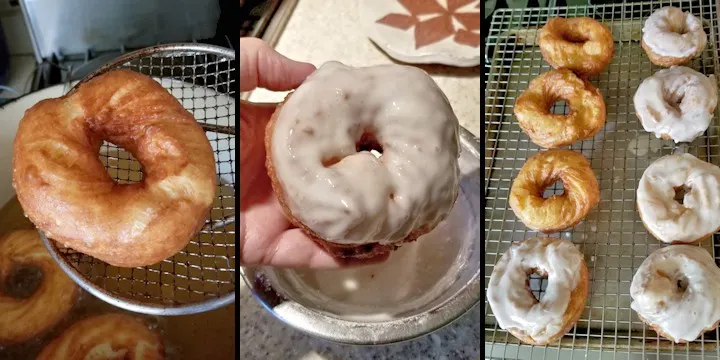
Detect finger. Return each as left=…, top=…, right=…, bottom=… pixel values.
left=257, top=228, right=342, bottom=269
left=240, top=37, right=316, bottom=92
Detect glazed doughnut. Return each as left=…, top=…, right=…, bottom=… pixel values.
left=630, top=245, right=720, bottom=343
left=0, top=230, right=77, bottom=343
left=514, top=69, right=606, bottom=148
left=642, top=7, right=707, bottom=67
left=537, top=17, right=614, bottom=77
left=37, top=313, right=164, bottom=360
left=265, top=62, right=460, bottom=259
left=487, top=237, right=589, bottom=345
left=12, top=69, right=217, bottom=267
left=509, top=150, right=599, bottom=233
left=634, top=66, right=717, bottom=143
left=637, top=153, right=720, bottom=244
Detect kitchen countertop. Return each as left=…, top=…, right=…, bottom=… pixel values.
left=241, top=0, right=481, bottom=359
left=247, top=0, right=481, bottom=138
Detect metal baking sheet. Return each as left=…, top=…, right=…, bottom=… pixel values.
left=484, top=1, right=720, bottom=359
left=0, top=197, right=235, bottom=359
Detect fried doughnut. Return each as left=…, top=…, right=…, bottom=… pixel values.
left=487, top=237, right=589, bottom=345
left=514, top=69, right=606, bottom=148
left=537, top=17, right=614, bottom=77
left=0, top=230, right=77, bottom=344
left=12, top=69, right=217, bottom=267
left=265, top=62, right=460, bottom=259
left=642, top=7, right=707, bottom=67
left=634, top=66, right=717, bottom=143
left=37, top=313, right=164, bottom=360
left=630, top=245, right=720, bottom=343
left=509, top=150, right=599, bottom=233
left=637, top=153, right=720, bottom=244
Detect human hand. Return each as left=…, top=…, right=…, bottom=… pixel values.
left=239, top=38, right=388, bottom=268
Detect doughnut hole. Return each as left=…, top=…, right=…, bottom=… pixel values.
left=321, top=128, right=384, bottom=167
left=656, top=269, right=689, bottom=297
left=673, top=185, right=691, bottom=205
left=3, top=263, right=43, bottom=299
left=356, top=129, right=383, bottom=159
left=550, top=100, right=570, bottom=115
left=541, top=179, right=565, bottom=199
left=100, top=143, right=143, bottom=184
left=526, top=268, right=549, bottom=302
left=667, top=19, right=689, bottom=35
left=561, top=31, right=589, bottom=44
left=665, top=91, right=685, bottom=114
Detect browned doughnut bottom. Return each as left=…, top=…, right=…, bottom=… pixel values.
left=637, top=313, right=720, bottom=344
left=641, top=39, right=699, bottom=67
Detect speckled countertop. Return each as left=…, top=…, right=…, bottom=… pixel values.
left=241, top=0, right=480, bottom=359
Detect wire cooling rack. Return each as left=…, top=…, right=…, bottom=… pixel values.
left=40, top=44, right=236, bottom=315
left=485, top=1, right=720, bottom=359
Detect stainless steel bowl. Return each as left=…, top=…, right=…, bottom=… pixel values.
left=240, top=127, right=480, bottom=345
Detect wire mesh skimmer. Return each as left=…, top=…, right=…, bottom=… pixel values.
left=39, top=43, right=236, bottom=315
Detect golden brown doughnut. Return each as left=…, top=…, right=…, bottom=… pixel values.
left=0, top=230, right=77, bottom=344
left=509, top=150, right=599, bottom=233
left=37, top=313, right=164, bottom=360
left=514, top=69, right=606, bottom=148
left=538, top=17, right=614, bottom=77
left=12, top=69, right=217, bottom=267
left=641, top=40, right=699, bottom=67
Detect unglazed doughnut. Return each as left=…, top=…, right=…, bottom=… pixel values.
left=538, top=17, right=614, bottom=77
left=487, top=237, right=589, bottom=345
left=509, top=150, right=599, bottom=233
left=630, top=245, right=720, bottom=343
left=12, top=69, right=217, bottom=267
left=0, top=230, right=77, bottom=343
left=634, top=66, right=717, bottom=143
left=637, top=153, right=720, bottom=244
left=265, top=61, right=460, bottom=259
left=642, top=7, right=707, bottom=67
left=514, top=69, right=606, bottom=148
left=37, top=313, right=164, bottom=360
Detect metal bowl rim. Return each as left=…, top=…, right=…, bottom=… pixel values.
left=239, top=126, right=480, bottom=344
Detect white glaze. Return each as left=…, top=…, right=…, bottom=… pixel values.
left=631, top=245, right=720, bottom=342
left=637, top=154, right=720, bottom=243
left=642, top=7, right=707, bottom=58
left=270, top=62, right=460, bottom=245
left=487, top=238, right=585, bottom=344
left=633, top=66, right=717, bottom=143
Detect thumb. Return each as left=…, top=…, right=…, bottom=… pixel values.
left=240, top=38, right=316, bottom=92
